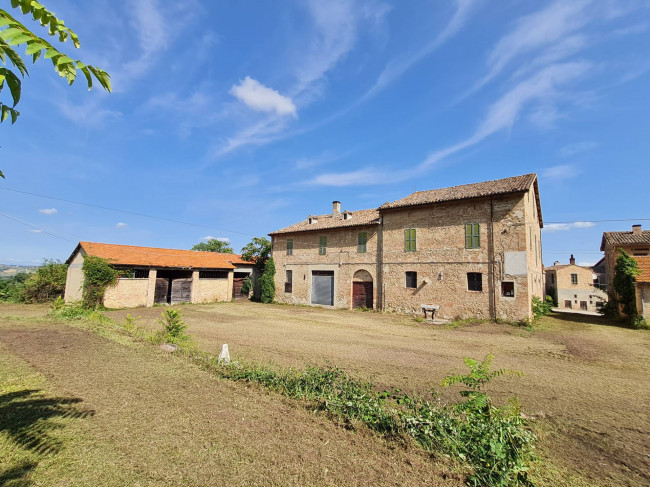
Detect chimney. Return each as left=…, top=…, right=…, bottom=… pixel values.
left=569, top=254, right=575, bottom=265
left=332, top=201, right=341, bottom=217
left=633, top=224, right=642, bottom=235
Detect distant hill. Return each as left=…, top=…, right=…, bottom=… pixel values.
left=0, top=264, right=38, bottom=278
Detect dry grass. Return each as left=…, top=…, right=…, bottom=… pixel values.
left=103, top=301, right=650, bottom=487
left=0, top=307, right=460, bottom=486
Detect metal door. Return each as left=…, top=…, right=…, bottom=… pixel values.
left=311, top=271, right=334, bottom=306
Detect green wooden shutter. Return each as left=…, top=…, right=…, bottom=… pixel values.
left=357, top=232, right=367, bottom=253
left=319, top=236, right=327, bottom=255
left=404, top=229, right=416, bottom=252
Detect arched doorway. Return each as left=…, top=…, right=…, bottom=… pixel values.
left=352, top=270, right=373, bottom=309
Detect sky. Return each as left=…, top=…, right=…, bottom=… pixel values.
left=1, top=0, right=649, bottom=267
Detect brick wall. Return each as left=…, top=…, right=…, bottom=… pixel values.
left=191, top=270, right=232, bottom=303
left=104, top=278, right=149, bottom=308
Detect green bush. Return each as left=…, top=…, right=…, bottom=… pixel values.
left=0, top=272, right=30, bottom=302
left=613, top=250, right=640, bottom=321
left=240, top=276, right=252, bottom=294
left=259, top=257, right=276, bottom=304
left=632, top=316, right=650, bottom=330
left=531, top=296, right=553, bottom=321
left=82, top=256, right=120, bottom=308
left=157, top=308, right=189, bottom=343
left=22, top=259, right=68, bottom=303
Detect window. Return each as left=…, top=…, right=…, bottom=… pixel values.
left=199, top=270, right=228, bottom=279
left=122, top=269, right=149, bottom=279
left=467, top=272, right=483, bottom=291
left=465, top=223, right=480, bottom=249
left=405, top=271, right=418, bottom=288
left=501, top=281, right=515, bottom=297
left=285, top=270, right=293, bottom=293
left=357, top=232, right=367, bottom=253
left=404, top=228, right=416, bottom=252
left=571, top=273, right=578, bottom=285
left=319, top=236, right=327, bottom=255
left=286, top=239, right=293, bottom=256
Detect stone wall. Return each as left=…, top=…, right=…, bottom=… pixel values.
left=64, top=250, right=85, bottom=303
left=191, top=271, right=232, bottom=304
left=104, top=278, right=149, bottom=308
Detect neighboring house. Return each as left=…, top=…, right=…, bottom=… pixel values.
left=545, top=254, right=607, bottom=312
left=633, top=256, right=650, bottom=319
left=269, top=174, right=544, bottom=321
left=591, top=257, right=607, bottom=292
left=600, top=225, right=650, bottom=303
left=64, top=242, right=254, bottom=308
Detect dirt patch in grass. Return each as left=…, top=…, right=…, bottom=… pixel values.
left=0, top=318, right=460, bottom=486
left=103, top=302, right=650, bottom=487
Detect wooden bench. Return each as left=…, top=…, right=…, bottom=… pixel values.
left=421, top=304, right=440, bottom=320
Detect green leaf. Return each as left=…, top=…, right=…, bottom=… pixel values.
left=0, top=169, right=5, bottom=179
left=1, top=104, right=10, bottom=122
left=25, top=41, right=45, bottom=55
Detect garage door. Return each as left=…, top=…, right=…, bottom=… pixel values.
left=311, top=271, right=334, bottom=306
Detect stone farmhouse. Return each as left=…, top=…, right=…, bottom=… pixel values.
left=545, top=254, right=607, bottom=312
left=600, top=225, right=650, bottom=318
left=64, top=242, right=254, bottom=308
left=269, top=174, right=544, bottom=321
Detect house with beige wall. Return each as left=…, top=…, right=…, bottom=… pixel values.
left=600, top=225, right=650, bottom=306
left=633, top=256, right=650, bottom=319
left=545, top=254, right=607, bottom=312
left=64, top=241, right=253, bottom=308
left=270, top=174, right=544, bottom=321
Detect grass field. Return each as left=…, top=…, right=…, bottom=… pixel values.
left=1, top=301, right=649, bottom=486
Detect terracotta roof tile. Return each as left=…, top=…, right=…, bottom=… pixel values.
left=379, top=174, right=538, bottom=210
left=70, top=242, right=254, bottom=269
left=634, top=256, right=650, bottom=283
left=269, top=208, right=380, bottom=235
left=600, top=230, right=650, bottom=250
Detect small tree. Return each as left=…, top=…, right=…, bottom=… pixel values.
left=613, top=249, right=640, bottom=320
left=81, top=255, right=119, bottom=308
left=191, top=239, right=234, bottom=253
left=22, top=259, right=67, bottom=302
left=259, top=257, right=275, bottom=304
left=240, top=237, right=271, bottom=267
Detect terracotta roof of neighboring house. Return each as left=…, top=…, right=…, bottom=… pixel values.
left=67, top=242, right=254, bottom=269
left=379, top=174, right=541, bottom=222
left=600, top=230, right=650, bottom=250
left=635, top=256, right=650, bottom=283
left=269, top=208, right=380, bottom=235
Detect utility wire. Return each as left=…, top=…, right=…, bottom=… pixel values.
left=0, top=211, right=76, bottom=243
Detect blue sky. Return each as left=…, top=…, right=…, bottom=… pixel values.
left=1, top=0, right=649, bottom=267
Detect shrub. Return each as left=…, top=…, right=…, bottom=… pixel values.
left=259, top=257, right=276, bottom=304
left=531, top=296, right=553, bottom=321
left=22, top=259, right=68, bottom=303
left=82, top=256, right=120, bottom=308
left=632, top=316, right=650, bottom=330
left=241, top=276, right=252, bottom=294
left=613, top=250, right=640, bottom=321
left=0, top=272, right=30, bottom=302
left=157, top=308, right=189, bottom=343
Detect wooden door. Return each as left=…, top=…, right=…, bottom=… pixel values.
left=233, top=278, right=247, bottom=299
left=170, top=278, right=192, bottom=304
left=154, top=278, right=169, bottom=304
left=352, top=282, right=373, bottom=309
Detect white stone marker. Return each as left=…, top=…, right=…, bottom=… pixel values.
left=218, top=344, right=230, bottom=365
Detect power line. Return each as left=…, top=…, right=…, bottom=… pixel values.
left=0, top=187, right=257, bottom=238
left=545, top=218, right=650, bottom=224
left=0, top=211, right=76, bottom=243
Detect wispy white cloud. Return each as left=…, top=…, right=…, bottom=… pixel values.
left=115, top=222, right=128, bottom=229
left=29, top=229, right=43, bottom=233
left=200, top=236, right=230, bottom=243
left=362, top=0, right=477, bottom=101
left=559, top=141, right=599, bottom=157
left=542, top=164, right=580, bottom=180
left=543, top=221, right=595, bottom=232
left=38, top=208, right=58, bottom=215
left=230, top=77, right=297, bottom=117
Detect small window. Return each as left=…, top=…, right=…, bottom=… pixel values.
left=199, top=270, right=228, bottom=279
left=319, top=236, right=327, bottom=255
left=465, top=223, right=480, bottom=249
left=286, top=239, right=294, bottom=256
left=467, top=272, right=483, bottom=291
left=285, top=270, right=293, bottom=293
left=405, top=271, right=418, bottom=288
left=123, top=269, right=149, bottom=279
left=501, top=282, right=515, bottom=297
left=571, top=273, right=578, bottom=285
left=404, top=228, right=416, bottom=252
left=357, top=232, right=367, bottom=253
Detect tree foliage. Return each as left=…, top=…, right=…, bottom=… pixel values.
left=22, top=258, right=67, bottom=302
left=191, top=239, right=234, bottom=253
left=613, top=249, right=640, bottom=320
left=0, top=0, right=111, bottom=178
left=81, top=255, right=119, bottom=308
left=259, top=257, right=275, bottom=304
left=0, top=271, right=29, bottom=301
left=241, top=236, right=271, bottom=268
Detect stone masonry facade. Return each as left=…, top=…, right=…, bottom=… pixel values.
left=270, top=174, right=544, bottom=322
